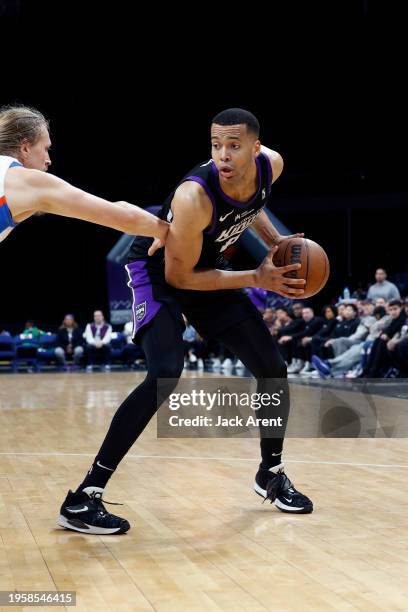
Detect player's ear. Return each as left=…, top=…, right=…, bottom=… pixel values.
left=254, top=139, right=261, bottom=156
left=19, top=139, right=31, bottom=163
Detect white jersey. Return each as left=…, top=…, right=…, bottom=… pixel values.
left=0, top=155, right=22, bottom=243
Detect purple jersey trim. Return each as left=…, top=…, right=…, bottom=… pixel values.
left=262, top=152, right=273, bottom=194
left=210, top=156, right=262, bottom=208
left=125, top=260, right=163, bottom=338
left=183, top=175, right=218, bottom=235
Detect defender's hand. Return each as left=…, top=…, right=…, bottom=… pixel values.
left=148, top=221, right=170, bottom=256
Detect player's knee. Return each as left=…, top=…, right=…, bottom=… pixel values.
left=152, top=357, right=184, bottom=380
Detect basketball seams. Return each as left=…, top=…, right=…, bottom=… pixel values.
left=275, top=237, right=329, bottom=298
left=304, top=238, right=309, bottom=292
left=283, top=239, right=291, bottom=275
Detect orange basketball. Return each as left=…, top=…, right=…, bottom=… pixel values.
left=273, top=237, right=330, bottom=298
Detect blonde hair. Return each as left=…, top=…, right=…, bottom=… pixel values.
left=0, top=105, right=49, bottom=157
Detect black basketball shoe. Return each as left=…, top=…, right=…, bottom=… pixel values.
left=254, top=463, right=313, bottom=514
left=58, top=487, right=130, bottom=534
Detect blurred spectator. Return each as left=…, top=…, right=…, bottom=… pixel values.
left=182, top=316, right=204, bottom=369
left=329, top=305, right=374, bottom=358
left=312, top=306, right=388, bottom=378
left=361, top=300, right=406, bottom=377
left=291, top=302, right=304, bottom=320
left=123, top=320, right=133, bottom=344
left=367, top=268, right=401, bottom=302
left=21, top=320, right=45, bottom=342
left=309, top=305, right=338, bottom=360
left=360, top=300, right=375, bottom=317
left=15, top=320, right=46, bottom=369
left=352, top=306, right=391, bottom=376
left=272, top=307, right=293, bottom=338
left=388, top=333, right=408, bottom=377
left=336, top=303, right=346, bottom=320
left=319, top=303, right=360, bottom=359
left=277, top=302, right=304, bottom=366
left=375, top=297, right=387, bottom=308
left=356, top=300, right=364, bottom=316
left=312, top=304, right=358, bottom=359
left=385, top=318, right=408, bottom=376
left=123, top=320, right=145, bottom=368
left=287, top=307, right=324, bottom=374
left=263, top=307, right=276, bottom=334
left=356, top=300, right=374, bottom=318
left=84, top=310, right=112, bottom=372
left=55, top=314, right=84, bottom=368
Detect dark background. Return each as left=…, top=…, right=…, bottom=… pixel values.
left=1, top=1, right=406, bottom=330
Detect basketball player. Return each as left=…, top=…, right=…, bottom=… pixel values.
left=59, top=108, right=312, bottom=535
left=0, top=106, right=168, bottom=247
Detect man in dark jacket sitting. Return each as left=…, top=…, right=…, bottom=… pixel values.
left=314, top=303, right=360, bottom=360
left=284, top=306, right=324, bottom=374
left=276, top=302, right=304, bottom=367
left=55, top=314, right=84, bottom=367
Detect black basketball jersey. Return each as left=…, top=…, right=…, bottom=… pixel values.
left=127, top=152, right=273, bottom=269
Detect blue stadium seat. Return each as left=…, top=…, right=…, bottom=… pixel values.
left=0, top=334, right=17, bottom=371
left=37, top=333, right=59, bottom=370
left=13, top=334, right=39, bottom=372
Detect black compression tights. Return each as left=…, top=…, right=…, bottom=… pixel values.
left=78, top=305, right=289, bottom=491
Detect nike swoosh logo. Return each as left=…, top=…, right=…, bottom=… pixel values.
left=219, top=211, right=234, bottom=222
left=283, top=497, right=292, bottom=503
left=97, top=460, right=114, bottom=471
left=67, top=505, right=89, bottom=513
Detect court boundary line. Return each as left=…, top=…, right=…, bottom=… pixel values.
left=0, top=451, right=407, bottom=468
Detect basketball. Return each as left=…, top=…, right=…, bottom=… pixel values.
left=273, top=237, right=330, bottom=298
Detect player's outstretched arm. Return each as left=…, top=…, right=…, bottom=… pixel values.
left=9, top=169, right=169, bottom=240
left=164, top=182, right=305, bottom=297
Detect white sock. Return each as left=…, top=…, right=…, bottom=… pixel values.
left=82, top=486, right=104, bottom=497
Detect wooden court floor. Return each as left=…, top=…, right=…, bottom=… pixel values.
left=0, top=372, right=408, bottom=611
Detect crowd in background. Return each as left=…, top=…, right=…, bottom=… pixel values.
left=0, top=310, right=144, bottom=373
left=1, top=268, right=407, bottom=379
left=182, top=268, right=408, bottom=379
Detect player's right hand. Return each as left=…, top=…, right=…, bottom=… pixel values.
left=254, top=246, right=306, bottom=298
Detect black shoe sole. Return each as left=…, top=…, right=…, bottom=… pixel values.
left=254, top=484, right=313, bottom=514
left=58, top=514, right=130, bottom=534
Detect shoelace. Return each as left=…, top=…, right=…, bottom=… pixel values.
left=262, top=470, right=294, bottom=504
left=90, top=492, right=124, bottom=515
